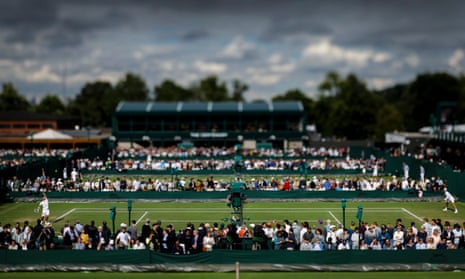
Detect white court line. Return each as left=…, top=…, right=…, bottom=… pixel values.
left=74, top=208, right=404, bottom=212
left=136, top=211, right=148, bottom=225
left=55, top=208, right=76, bottom=220
left=401, top=208, right=423, bottom=222
left=328, top=211, right=341, bottom=224
left=77, top=208, right=401, bottom=212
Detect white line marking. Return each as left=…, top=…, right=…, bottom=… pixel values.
left=136, top=211, right=148, bottom=225
left=73, top=208, right=403, bottom=213
left=401, top=208, right=423, bottom=222
left=328, top=211, right=341, bottom=224
left=56, top=208, right=76, bottom=220
left=74, top=207, right=403, bottom=211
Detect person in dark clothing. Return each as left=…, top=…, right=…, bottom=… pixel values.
left=178, top=228, right=193, bottom=254
left=0, top=224, right=12, bottom=248
left=141, top=219, right=151, bottom=241
left=31, top=219, right=44, bottom=249
left=87, top=220, right=97, bottom=246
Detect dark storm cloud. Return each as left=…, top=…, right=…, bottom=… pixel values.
left=261, top=18, right=333, bottom=42
left=3, top=0, right=461, bottom=52
left=2, top=0, right=465, bottom=100
left=328, top=1, right=465, bottom=51
left=0, top=0, right=59, bottom=44
left=0, top=1, right=132, bottom=47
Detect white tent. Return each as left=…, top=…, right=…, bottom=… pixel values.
left=27, top=129, right=72, bottom=140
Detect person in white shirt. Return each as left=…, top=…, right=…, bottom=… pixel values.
left=443, top=188, right=458, bottom=213
left=115, top=223, right=131, bottom=249
left=392, top=225, right=405, bottom=250
left=325, top=225, right=337, bottom=250
left=38, top=193, right=50, bottom=223
left=422, top=217, right=433, bottom=237
left=415, top=237, right=426, bottom=250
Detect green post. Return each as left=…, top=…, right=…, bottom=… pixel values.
left=127, top=199, right=133, bottom=226
left=109, top=206, right=116, bottom=238
left=341, top=199, right=347, bottom=229
left=356, top=205, right=363, bottom=249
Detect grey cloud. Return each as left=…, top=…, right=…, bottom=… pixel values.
left=261, top=19, right=333, bottom=42
left=2, top=0, right=465, bottom=101
left=181, top=30, right=210, bottom=41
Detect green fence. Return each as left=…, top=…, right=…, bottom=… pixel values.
left=385, top=156, right=465, bottom=197
left=10, top=189, right=440, bottom=201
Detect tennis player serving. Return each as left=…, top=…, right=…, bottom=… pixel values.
left=38, top=192, right=50, bottom=222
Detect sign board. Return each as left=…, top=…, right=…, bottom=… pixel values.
left=242, top=140, right=256, bottom=149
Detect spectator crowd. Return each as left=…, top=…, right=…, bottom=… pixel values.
left=1, top=215, right=464, bottom=253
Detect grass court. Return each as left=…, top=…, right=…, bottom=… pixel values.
left=1, top=199, right=463, bottom=231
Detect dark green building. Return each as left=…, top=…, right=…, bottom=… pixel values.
left=112, top=101, right=307, bottom=148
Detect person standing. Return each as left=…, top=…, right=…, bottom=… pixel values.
left=127, top=219, right=138, bottom=246
left=403, top=162, right=409, bottom=180
left=38, top=193, right=50, bottom=223
left=115, top=223, right=131, bottom=249
left=443, top=188, right=458, bottom=213
left=141, top=219, right=151, bottom=241
left=419, top=165, right=425, bottom=183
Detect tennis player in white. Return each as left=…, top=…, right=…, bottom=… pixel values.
left=38, top=192, right=50, bottom=222
left=443, top=188, right=458, bottom=214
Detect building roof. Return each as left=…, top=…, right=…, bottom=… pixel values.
left=115, top=101, right=304, bottom=114
left=27, top=129, right=72, bottom=140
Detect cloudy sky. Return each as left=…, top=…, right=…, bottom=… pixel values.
left=1, top=0, right=465, bottom=102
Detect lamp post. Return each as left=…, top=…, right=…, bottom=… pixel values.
left=341, top=198, right=347, bottom=229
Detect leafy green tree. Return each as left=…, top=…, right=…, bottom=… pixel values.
left=0, top=82, right=30, bottom=112
left=190, top=75, right=229, bottom=101
left=374, top=103, right=404, bottom=141
left=318, top=71, right=342, bottom=97
left=103, top=73, right=150, bottom=122
left=114, top=73, right=150, bottom=101
left=154, top=79, right=194, bottom=101
left=399, top=72, right=461, bottom=131
left=455, top=74, right=465, bottom=123
left=231, top=79, right=248, bottom=102
left=312, top=95, right=334, bottom=136
left=378, top=84, right=407, bottom=104
left=67, top=81, right=113, bottom=127
left=35, top=94, right=66, bottom=115
left=272, top=88, right=314, bottom=123
left=314, top=73, right=383, bottom=140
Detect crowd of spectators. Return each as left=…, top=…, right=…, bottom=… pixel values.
left=7, top=171, right=445, bottom=194
left=1, top=215, right=464, bottom=252
left=0, top=145, right=356, bottom=170
left=1, top=144, right=396, bottom=193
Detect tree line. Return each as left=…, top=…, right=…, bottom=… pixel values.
left=1, top=71, right=465, bottom=141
